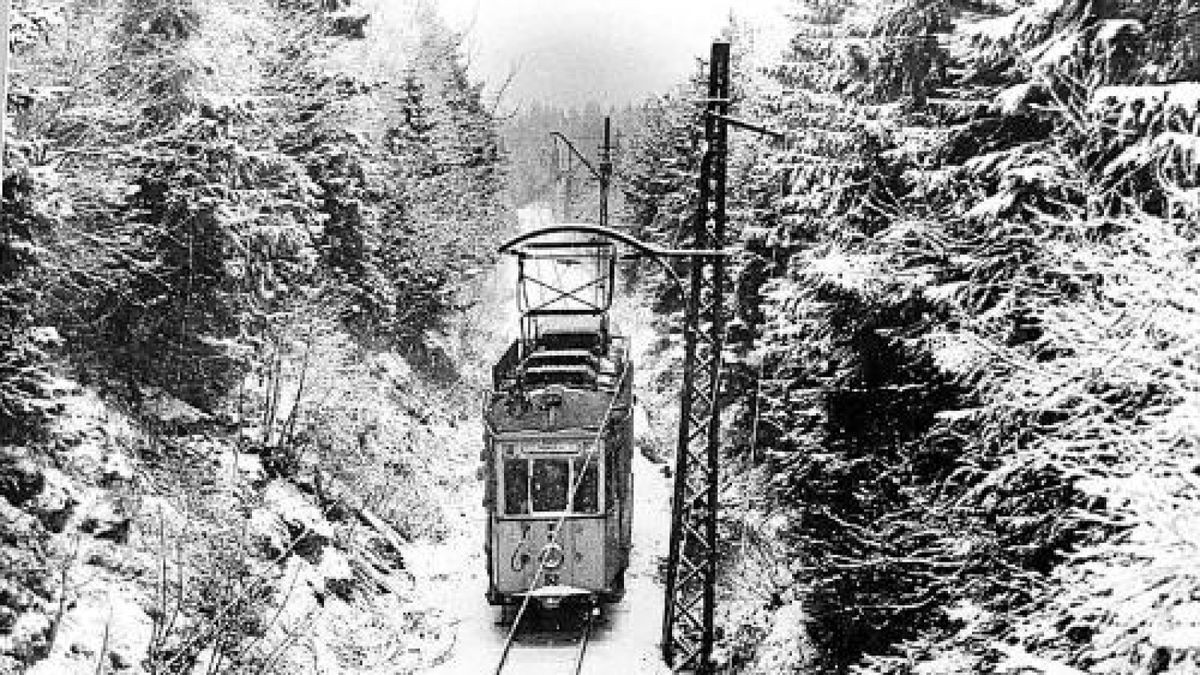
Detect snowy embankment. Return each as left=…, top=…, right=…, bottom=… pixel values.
left=2, top=332, right=484, bottom=674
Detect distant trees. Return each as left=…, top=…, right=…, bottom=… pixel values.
left=615, top=94, right=704, bottom=311
left=502, top=100, right=620, bottom=223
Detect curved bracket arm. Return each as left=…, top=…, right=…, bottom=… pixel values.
left=499, top=224, right=729, bottom=301
left=551, top=132, right=600, bottom=180
left=498, top=224, right=728, bottom=260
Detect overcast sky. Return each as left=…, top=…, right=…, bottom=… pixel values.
left=431, top=0, right=789, bottom=108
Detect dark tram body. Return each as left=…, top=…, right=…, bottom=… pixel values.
left=482, top=229, right=634, bottom=609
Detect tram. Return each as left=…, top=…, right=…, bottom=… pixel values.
left=482, top=227, right=634, bottom=611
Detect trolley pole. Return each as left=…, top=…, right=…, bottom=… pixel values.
left=662, top=40, right=731, bottom=674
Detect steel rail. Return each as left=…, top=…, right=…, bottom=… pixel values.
left=493, top=603, right=597, bottom=675
left=572, top=607, right=598, bottom=675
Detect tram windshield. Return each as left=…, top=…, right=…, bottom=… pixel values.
left=502, top=449, right=600, bottom=515
left=531, top=458, right=569, bottom=511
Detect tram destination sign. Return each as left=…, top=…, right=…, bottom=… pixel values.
left=515, top=439, right=594, bottom=456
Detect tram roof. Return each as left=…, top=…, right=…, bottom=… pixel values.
left=485, top=386, right=625, bottom=435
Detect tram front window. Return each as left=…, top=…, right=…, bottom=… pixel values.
left=503, top=458, right=528, bottom=515
left=531, top=458, right=570, bottom=512
left=573, top=457, right=599, bottom=513
left=502, top=451, right=602, bottom=515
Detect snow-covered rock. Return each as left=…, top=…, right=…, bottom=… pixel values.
left=79, top=496, right=131, bottom=543
left=743, top=601, right=814, bottom=673
left=994, top=643, right=1089, bottom=675
left=101, top=452, right=136, bottom=485
left=137, top=387, right=211, bottom=427
left=28, top=468, right=77, bottom=533
left=0, top=447, right=44, bottom=506
left=317, top=547, right=356, bottom=601
left=214, top=451, right=265, bottom=485
left=1151, top=603, right=1200, bottom=651
left=27, top=581, right=153, bottom=675
left=0, top=500, right=42, bottom=546
left=1153, top=626, right=1200, bottom=651
left=0, top=611, right=53, bottom=665
left=261, top=480, right=333, bottom=560
left=26, top=327, right=62, bottom=349
left=248, top=506, right=291, bottom=558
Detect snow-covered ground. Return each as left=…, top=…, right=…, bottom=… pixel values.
left=405, top=435, right=672, bottom=675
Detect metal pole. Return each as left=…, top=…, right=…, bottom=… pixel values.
left=599, top=117, right=612, bottom=228
left=1, top=0, right=11, bottom=184
left=551, top=124, right=612, bottom=226
left=563, top=149, right=574, bottom=221
left=705, top=42, right=731, bottom=672
left=662, top=40, right=730, bottom=674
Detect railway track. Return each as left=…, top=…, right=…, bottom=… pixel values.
left=493, top=604, right=599, bottom=675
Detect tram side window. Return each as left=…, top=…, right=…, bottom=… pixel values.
left=531, top=458, right=570, bottom=512
left=503, top=458, right=529, bottom=515
left=573, top=457, right=599, bottom=513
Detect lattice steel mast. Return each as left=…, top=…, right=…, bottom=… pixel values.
left=662, top=40, right=730, bottom=674
left=507, top=48, right=774, bottom=671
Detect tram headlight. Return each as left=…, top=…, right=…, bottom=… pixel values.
left=539, top=542, right=565, bottom=570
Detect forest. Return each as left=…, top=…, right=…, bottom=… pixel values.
left=3, top=0, right=1200, bottom=673
left=613, top=0, right=1200, bottom=673
left=2, top=0, right=508, bottom=672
